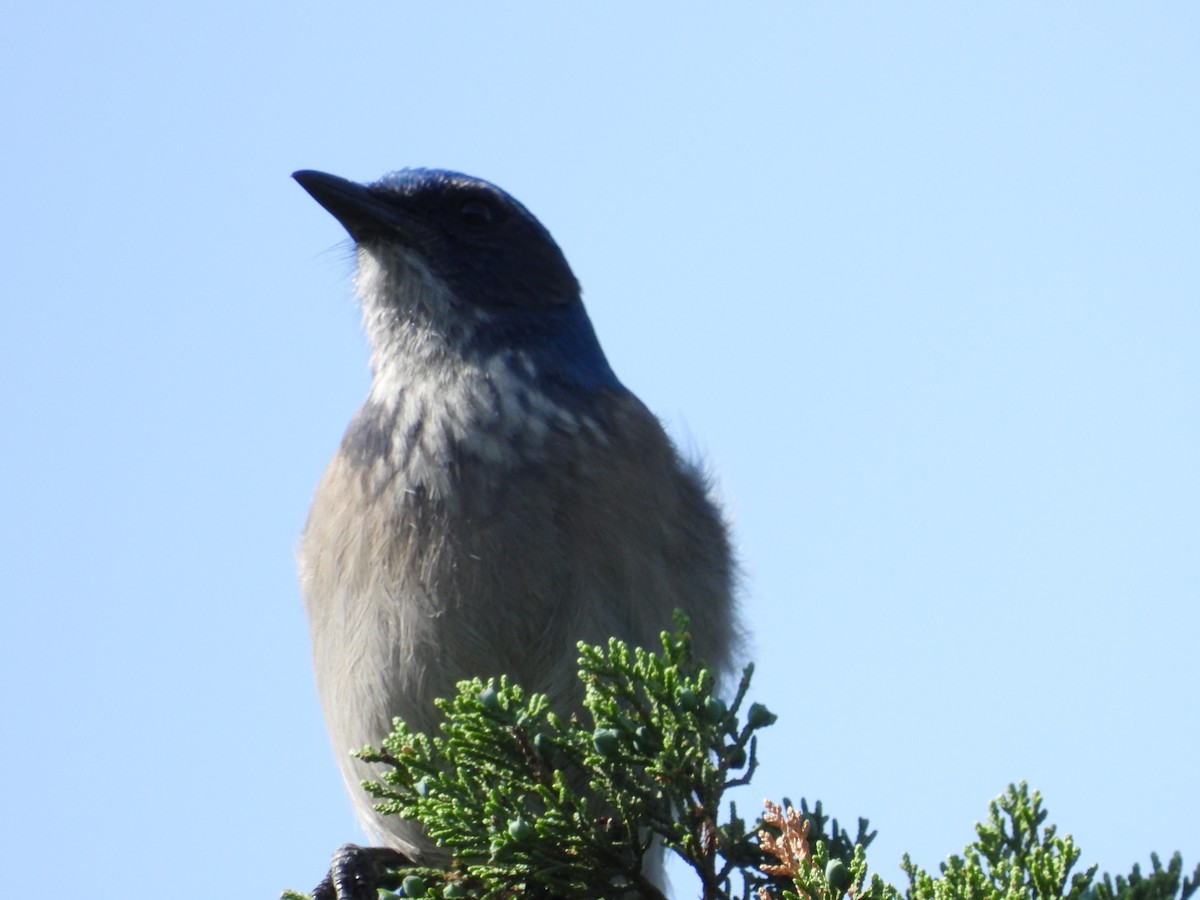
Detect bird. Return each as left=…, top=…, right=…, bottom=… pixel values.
left=293, top=167, right=738, bottom=880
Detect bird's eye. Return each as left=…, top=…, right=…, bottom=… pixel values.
left=458, top=198, right=495, bottom=229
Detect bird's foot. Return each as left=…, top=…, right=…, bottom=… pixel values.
left=310, top=844, right=412, bottom=900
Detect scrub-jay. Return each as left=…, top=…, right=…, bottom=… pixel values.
left=293, top=167, right=737, bottom=892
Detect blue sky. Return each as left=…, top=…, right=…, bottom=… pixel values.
left=1, top=4, right=1196, bottom=898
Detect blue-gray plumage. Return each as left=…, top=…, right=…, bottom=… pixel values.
left=293, top=168, right=738, bottom=865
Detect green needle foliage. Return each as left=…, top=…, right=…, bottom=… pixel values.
left=282, top=620, right=1196, bottom=900
left=1089, top=853, right=1200, bottom=900
left=900, top=784, right=1098, bottom=900
left=354, top=616, right=774, bottom=899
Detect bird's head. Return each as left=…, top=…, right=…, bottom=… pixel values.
left=294, top=168, right=617, bottom=395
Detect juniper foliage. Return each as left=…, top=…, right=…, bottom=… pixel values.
left=345, top=617, right=773, bottom=899
left=281, top=622, right=1195, bottom=900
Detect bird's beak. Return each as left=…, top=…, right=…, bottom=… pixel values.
left=293, top=170, right=417, bottom=242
